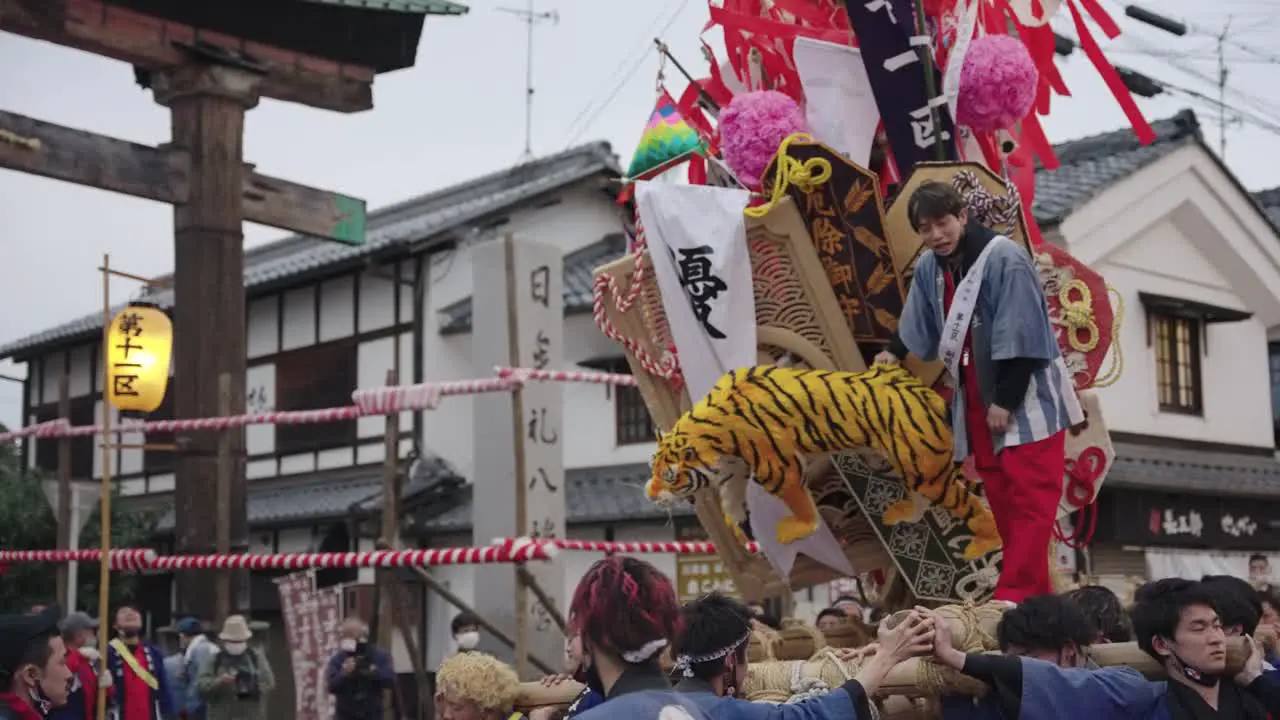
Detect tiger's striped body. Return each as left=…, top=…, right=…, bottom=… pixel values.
left=646, top=365, right=1001, bottom=560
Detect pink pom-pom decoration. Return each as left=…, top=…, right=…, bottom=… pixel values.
left=718, top=90, right=809, bottom=188
left=956, top=34, right=1039, bottom=132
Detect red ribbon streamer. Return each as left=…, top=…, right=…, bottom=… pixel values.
left=1064, top=0, right=1155, bottom=145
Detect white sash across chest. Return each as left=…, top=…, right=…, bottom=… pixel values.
left=935, top=236, right=1007, bottom=381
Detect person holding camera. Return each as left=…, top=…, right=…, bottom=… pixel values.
left=194, top=616, right=274, bottom=720
left=326, top=618, right=394, bottom=720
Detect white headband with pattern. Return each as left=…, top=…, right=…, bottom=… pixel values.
left=621, top=638, right=670, bottom=664
left=671, top=629, right=753, bottom=678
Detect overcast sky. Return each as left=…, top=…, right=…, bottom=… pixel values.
left=0, top=0, right=1277, bottom=431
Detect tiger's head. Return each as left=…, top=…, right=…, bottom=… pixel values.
left=646, top=426, right=715, bottom=504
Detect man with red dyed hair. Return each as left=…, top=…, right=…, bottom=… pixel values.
left=566, top=556, right=709, bottom=719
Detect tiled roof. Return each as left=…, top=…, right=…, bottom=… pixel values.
left=0, top=142, right=620, bottom=361
left=438, top=233, right=627, bottom=335
left=1107, top=441, right=1280, bottom=499
left=1252, top=187, right=1280, bottom=228
left=1031, top=109, right=1201, bottom=226
left=413, top=463, right=692, bottom=534
left=153, top=453, right=465, bottom=532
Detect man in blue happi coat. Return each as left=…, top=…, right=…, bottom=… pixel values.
left=670, top=593, right=934, bottom=719
left=934, top=578, right=1280, bottom=718
left=940, top=593, right=1121, bottom=719
left=877, top=180, right=1082, bottom=603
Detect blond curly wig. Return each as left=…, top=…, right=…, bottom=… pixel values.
left=436, top=652, right=521, bottom=712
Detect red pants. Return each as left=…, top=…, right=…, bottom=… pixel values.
left=962, top=360, right=1064, bottom=603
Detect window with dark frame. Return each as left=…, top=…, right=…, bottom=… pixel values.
left=275, top=339, right=358, bottom=454
left=1151, top=311, right=1203, bottom=415
left=33, top=397, right=96, bottom=478
left=606, top=358, right=653, bottom=446
left=1269, top=342, right=1280, bottom=446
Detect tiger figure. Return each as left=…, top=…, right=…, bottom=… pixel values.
left=645, top=364, right=1001, bottom=561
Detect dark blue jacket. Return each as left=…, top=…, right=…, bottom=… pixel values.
left=325, top=646, right=395, bottom=720
left=564, top=687, right=604, bottom=718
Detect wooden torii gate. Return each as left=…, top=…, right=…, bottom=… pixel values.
left=0, top=0, right=468, bottom=621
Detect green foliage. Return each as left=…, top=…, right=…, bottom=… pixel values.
left=0, top=436, right=160, bottom=614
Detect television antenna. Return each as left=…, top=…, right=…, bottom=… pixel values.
left=497, top=2, right=560, bottom=161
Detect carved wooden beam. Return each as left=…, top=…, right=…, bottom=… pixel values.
left=0, top=0, right=375, bottom=113
left=0, top=110, right=367, bottom=244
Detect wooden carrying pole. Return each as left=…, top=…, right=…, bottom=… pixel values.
left=511, top=637, right=1256, bottom=710
left=95, top=254, right=114, bottom=720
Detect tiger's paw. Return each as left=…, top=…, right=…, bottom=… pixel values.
left=962, top=508, right=1003, bottom=560
left=774, top=516, right=819, bottom=545
left=882, top=498, right=917, bottom=526
left=962, top=532, right=1003, bottom=561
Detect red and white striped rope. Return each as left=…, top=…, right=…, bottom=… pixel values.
left=0, top=549, right=156, bottom=571
left=522, top=538, right=761, bottom=555
left=494, top=367, right=637, bottom=387
left=589, top=217, right=684, bottom=387
left=0, top=539, right=554, bottom=570
left=0, top=369, right=632, bottom=444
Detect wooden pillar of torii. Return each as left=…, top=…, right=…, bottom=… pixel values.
left=154, top=61, right=260, bottom=624
left=0, top=0, right=460, bottom=622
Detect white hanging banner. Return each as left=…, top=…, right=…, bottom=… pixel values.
left=793, top=37, right=879, bottom=166
left=942, top=0, right=982, bottom=123
left=638, top=182, right=851, bottom=579
left=638, top=182, right=755, bottom=398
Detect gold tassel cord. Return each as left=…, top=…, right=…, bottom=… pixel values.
left=744, top=133, right=832, bottom=219
left=1055, top=279, right=1100, bottom=353
left=1089, top=286, right=1125, bottom=389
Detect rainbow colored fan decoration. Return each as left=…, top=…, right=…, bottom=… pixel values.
left=625, top=92, right=704, bottom=180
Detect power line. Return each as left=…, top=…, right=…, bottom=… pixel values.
left=1058, top=6, right=1280, bottom=159
left=561, top=0, right=690, bottom=149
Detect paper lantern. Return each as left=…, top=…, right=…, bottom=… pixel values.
left=105, top=305, right=173, bottom=413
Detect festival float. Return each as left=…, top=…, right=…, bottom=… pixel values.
left=592, top=0, right=1138, bottom=610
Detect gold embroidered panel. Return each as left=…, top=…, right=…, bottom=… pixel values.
left=763, top=141, right=907, bottom=361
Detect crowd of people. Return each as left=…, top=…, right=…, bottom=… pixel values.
left=0, top=605, right=399, bottom=720
left=3, top=558, right=1280, bottom=720
left=414, top=557, right=1280, bottom=719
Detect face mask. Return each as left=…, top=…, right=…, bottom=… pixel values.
left=339, top=638, right=357, bottom=653
left=83, top=636, right=98, bottom=650
left=454, top=631, right=480, bottom=651
left=24, top=669, right=53, bottom=714
left=223, top=642, right=248, bottom=656
left=1162, top=638, right=1220, bottom=688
